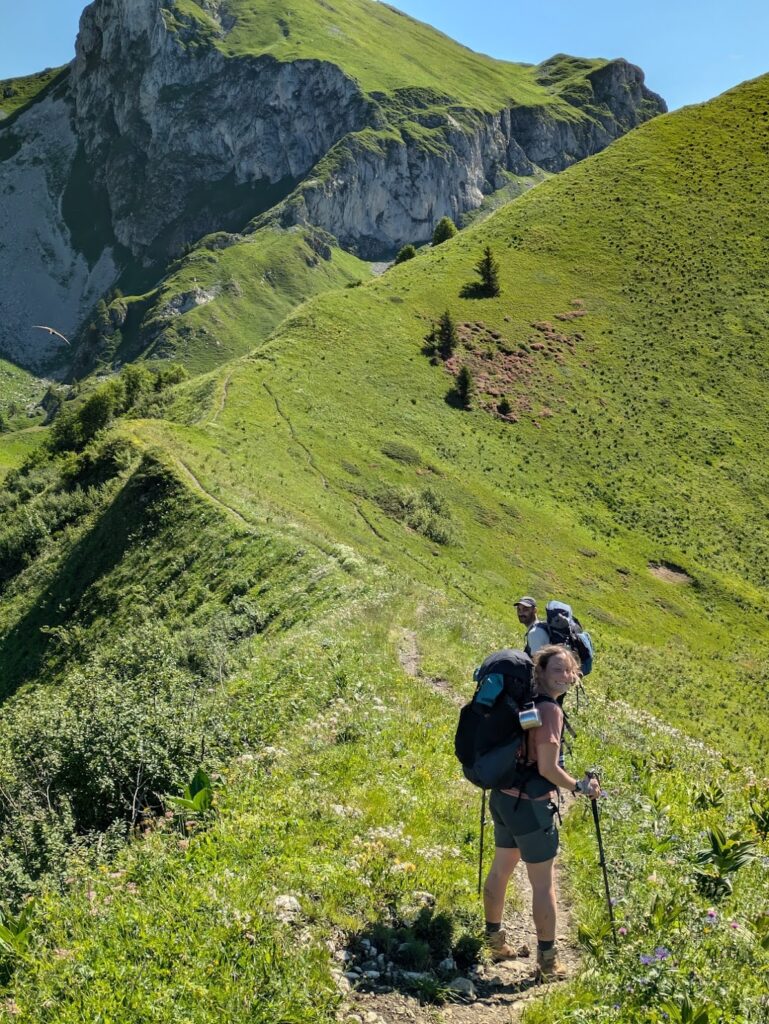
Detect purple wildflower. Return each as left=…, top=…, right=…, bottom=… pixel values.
left=618, top=926, right=628, bottom=937
left=640, top=954, right=654, bottom=965
left=654, top=947, right=671, bottom=960
left=706, top=908, right=717, bottom=920
left=730, top=921, right=739, bottom=929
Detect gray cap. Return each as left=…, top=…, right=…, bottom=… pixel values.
left=514, top=596, right=536, bottom=608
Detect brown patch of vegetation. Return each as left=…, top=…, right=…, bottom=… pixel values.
left=649, top=560, right=694, bottom=584
left=434, top=313, right=585, bottom=422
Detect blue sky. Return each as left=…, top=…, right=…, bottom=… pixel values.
left=1, top=0, right=767, bottom=110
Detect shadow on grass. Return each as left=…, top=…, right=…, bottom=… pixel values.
left=341, top=908, right=483, bottom=1003
left=444, top=388, right=469, bottom=409
left=0, top=458, right=175, bottom=701
left=459, top=282, right=495, bottom=299
left=344, top=910, right=542, bottom=1005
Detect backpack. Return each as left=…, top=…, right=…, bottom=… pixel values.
left=454, top=649, right=556, bottom=791
left=528, top=600, right=594, bottom=675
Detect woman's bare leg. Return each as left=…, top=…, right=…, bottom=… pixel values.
left=525, top=858, right=557, bottom=942
left=483, top=846, right=521, bottom=924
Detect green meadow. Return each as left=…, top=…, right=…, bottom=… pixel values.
left=172, top=0, right=605, bottom=112
left=0, top=64, right=768, bottom=1024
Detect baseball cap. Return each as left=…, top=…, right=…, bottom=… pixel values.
left=514, top=596, right=536, bottom=608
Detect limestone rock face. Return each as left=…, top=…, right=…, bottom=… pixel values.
left=282, top=68, right=664, bottom=258
left=71, top=0, right=373, bottom=257
left=0, top=87, right=117, bottom=368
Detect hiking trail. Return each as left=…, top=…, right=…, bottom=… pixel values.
left=209, top=369, right=233, bottom=424
left=347, top=630, right=583, bottom=1024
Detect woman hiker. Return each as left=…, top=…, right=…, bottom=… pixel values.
left=482, top=645, right=601, bottom=980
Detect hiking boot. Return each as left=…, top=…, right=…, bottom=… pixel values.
left=536, top=946, right=567, bottom=981
left=486, top=929, right=517, bottom=961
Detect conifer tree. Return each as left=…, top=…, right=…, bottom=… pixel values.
left=456, top=365, right=474, bottom=409
left=474, top=245, right=501, bottom=296
left=432, top=216, right=458, bottom=246
left=438, top=309, right=459, bottom=359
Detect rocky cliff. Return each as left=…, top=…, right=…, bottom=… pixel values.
left=280, top=60, right=665, bottom=257
left=0, top=0, right=666, bottom=369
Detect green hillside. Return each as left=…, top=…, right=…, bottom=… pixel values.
left=171, top=0, right=605, bottom=113
left=124, top=73, right=769, bottom=758
left=0, top=67, right=66, bottom=120
left=78, top=226, right=371, bottom=375
left=1, top=75, right=768, bottom=1023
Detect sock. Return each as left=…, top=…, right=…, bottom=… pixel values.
left=537, top=939, right=555, bottom=952
left=485, top=922, right=502, bottom=935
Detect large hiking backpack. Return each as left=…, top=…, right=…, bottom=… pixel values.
left=454, top=649, right=550, bottom=790
left=528, top=600, right=594, bottom=675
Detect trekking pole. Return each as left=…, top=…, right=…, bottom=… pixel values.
left=586, top=771, right=617, bottom=945
left=477, top=789, right=487, bottom=897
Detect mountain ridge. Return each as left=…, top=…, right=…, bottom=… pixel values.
left=0, top=0, right=664, bottom=371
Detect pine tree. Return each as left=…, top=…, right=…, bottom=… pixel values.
left=432, top=216, right=458, bottom=246
left=437, top=309, right=459, bottom=359
left=474, top=246, right=501, bottom=296
left=456, top=365, right=474, bottom=409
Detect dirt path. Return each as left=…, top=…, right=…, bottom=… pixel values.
left=263, top=380, right=329, bottom=489
left=173, top=457, right=254, bottom=531
left=396, top=629, right=463, bottom=707
left=353, top=631, right=582, bottom=1024
left=209, top=369, right=233, bottom=424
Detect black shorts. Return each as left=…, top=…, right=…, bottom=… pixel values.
left=489, top=790, right=560, bottom=864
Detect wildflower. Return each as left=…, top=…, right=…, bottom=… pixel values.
left=730, top=921, right=739, bottom=929
left=618, top=926, right=628, bottom=937
left=654, top=947, right=671, bottom=960
left=706, top=908, right=717, bottom=920
left=640, top=954, right=654, bottom=965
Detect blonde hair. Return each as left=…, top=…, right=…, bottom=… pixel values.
left=532, top=644, right=580, bottom=691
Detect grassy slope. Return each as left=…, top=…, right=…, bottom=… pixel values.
left=0, top=67, right=66, bottom=120
left=174, top=0, right=604, bottom=112
left=0, top=360, right=49, bottom=478
left=98, top=227, right=371, bottom=375
left=0, top=359, right=47, bottom=421
left=2, top=75, right=769, bottom=1024
left=125, top=74, right=769, bottom=762
left=90, top=0, right=619, bottom=375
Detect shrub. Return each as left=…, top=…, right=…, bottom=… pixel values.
left=381, top=440, right=421, bottom=465
left=394, top=244, right=417, bottom=264
left=432, top=216, right=457, bottom=246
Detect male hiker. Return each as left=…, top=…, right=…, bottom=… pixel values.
left=514, top=596, right=539, bottom=645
